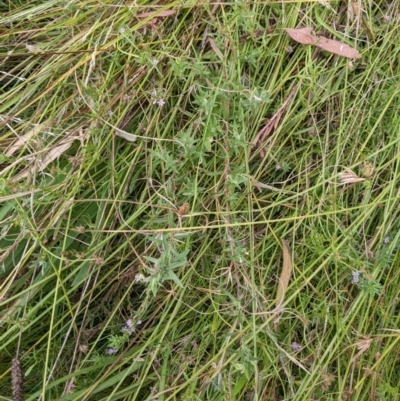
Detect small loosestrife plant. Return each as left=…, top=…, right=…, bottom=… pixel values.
left=143, top=234, right=190, bottom=296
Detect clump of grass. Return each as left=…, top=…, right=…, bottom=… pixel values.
left=1, top=1, right=400, bottom=400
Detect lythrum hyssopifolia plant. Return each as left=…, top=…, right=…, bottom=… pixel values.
left=143, top=233, right=189, bottom=296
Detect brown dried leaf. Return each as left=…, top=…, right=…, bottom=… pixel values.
left=253, top=83, right=299, bottom=155
left=12, top=137, right=76, bottom=181
left=41, top=140, right=74, bottom=167
left=275, top=239, right=293, bottom=307
left=274, top=239, right=293, bottom=331
left=284, top=27, right=316, bottom=45
left=136, top=10, right=176, bottom=18
left=6, top=123, right=46, bottom=156
left=284, top=27, right=362, bottom=59
left=314, top=37, right=362, bottom=59
left=177, top=202, right=189, bottom=216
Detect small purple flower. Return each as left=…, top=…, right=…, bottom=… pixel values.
left=153, top=98, right=165, bottom=107
left=383, top=236, right=390, bottom=244
left=107, top=347, right=118, bottom=355
left=291, top=341, right=301, bottom=352
left=122, top=326, right=134, bottom=335
left=66, top=381, right=75, bottom=394
left=351, top=271, right=360, bottom=284
left=122, top=319, right=135, bottom=335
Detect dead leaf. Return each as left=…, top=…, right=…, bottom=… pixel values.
left=0, top=189, right=42, bottom=202
left=207, top=37, right=224, bottom=62
left=275, top=239, right=293, bottom=307
left=177, top=202, right=189, bottom=216
left=115, top=129, right=137, bottom=142
left=136, top=10, right=176, bottom=18
left=314, top=37, right=362, bottom=59
left=274, top=239, right=293, bottom=331
left=351, top=334, right=373, bottom=363
left=39, top=140, right=73, bottom=169
left=6, top=123, right=46, bottom=156
left=12, top=137, right=76, bottom=181
left=25, top=44, right=44, bottom=54
left=284, top=27, right=315, bottom=45
left=252, top=83, right=299, bottom=156
left=348, top=1, right=362, bottom=21
left=284, top=27, right=362, bottom=59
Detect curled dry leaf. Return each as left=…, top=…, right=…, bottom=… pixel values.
left=177, top=202, right=189, bottom=216
left=284, top=27, right=362, bottom=59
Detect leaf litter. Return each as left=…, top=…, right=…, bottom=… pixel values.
left=252, top=83, right=299, bottom=157
left=284, top=27, right=362, bottom=59
left=274, top=239, right=293, bottom=332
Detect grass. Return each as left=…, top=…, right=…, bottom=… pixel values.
left=1, top=0, right=399, bottom=400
